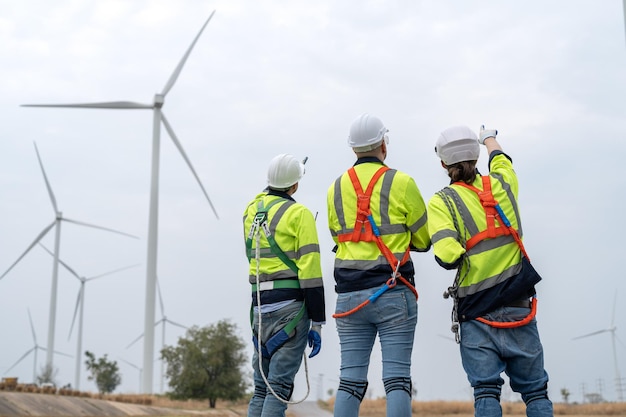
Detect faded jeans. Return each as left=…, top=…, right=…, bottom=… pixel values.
left=248, top=301, right=309, bottom=417
left=460, top=306, right=553, bottom=417
left=334, top=284, right=417, bottom=417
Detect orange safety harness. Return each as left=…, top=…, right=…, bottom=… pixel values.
left=333, top=166, right=418, bottom=319
left=454, top=175, right=537, bottom=329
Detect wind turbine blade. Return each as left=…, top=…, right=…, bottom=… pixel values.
left=61, top=217, right=139, bottom=239
left=616, top=334, right=626, bottom=351
left=4, top=348, right=35, bottom=374
left=22, top=101, right=153, bottom=109
left=68, top=289, right=82, bottom=340
left=161, top=113, right=219, bottom=219
left=157, top=278, right=165, bottom=317
left=161, top=10, right=216, bottom=96
left=572, top=329, right=610, bottom=340
left=611, top=291, right=617, bottom=327
left=52, top=349, right=73, bottom=358
left=118, top=357, right=140, bottom=371
left=38, top=243, right=81, bottom=280
left=166, top=319, right=188, bottom=330
left=27, top=308, right=37, bottom=344
left=126, top=333, right=144, bottom=349
left=0, top=221, right=55, bottom=280
left=88, top=264, right=141, bottom=281
left=33, top=142, right=58, bottom=214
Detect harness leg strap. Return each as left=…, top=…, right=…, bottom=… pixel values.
left=338, top=378, right=369, bottom=402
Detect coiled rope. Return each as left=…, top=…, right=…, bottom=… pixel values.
left=253, top=220, right=310, bottom=405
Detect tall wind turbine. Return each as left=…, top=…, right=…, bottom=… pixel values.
left=0, top=143, right=137, bottom=375
left=38, top=243, right=139, bottom=390
left=21, top=11, right=219, bottom=393
left=126, top=278, right=188, bottom=393
left=573, top=292, right=624, bottom=401
left=4, top=309, right=71, bottom=383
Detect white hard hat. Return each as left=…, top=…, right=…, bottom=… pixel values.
left=348, top=113, right=389, bottom=151
left=267, top=154, right=305, bottom=189
left=435, top=125, right=480, bottom=165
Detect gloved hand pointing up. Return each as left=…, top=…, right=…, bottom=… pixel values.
left=479, top=125, right=498, bottom=145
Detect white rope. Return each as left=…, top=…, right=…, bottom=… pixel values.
left=253, top=218, right=310, bottom=405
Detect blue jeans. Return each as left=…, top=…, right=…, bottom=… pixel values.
left=460, top=306, right=553, bottom=417
left=334, top=285, right=417, bottom=417
left=248, top=301, right=310, bottom=417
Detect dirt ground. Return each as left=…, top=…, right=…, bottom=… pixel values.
left=0, top=392, right=240, bottom=417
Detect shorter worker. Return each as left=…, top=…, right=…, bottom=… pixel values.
left=244, top=154, right=326, bottom=417
left=427, top=125, right=553, bottom=417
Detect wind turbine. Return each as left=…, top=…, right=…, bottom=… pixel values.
left=118, top=357, right=143, bottom=393
left=4, top=309, right=71, bottom=383
left=21, top=11, right=219, bottom=394
left=0, top=142, right=137, bottom=376
left=126, top=277, right=188, bottom=393
left=573, top=292, right=624, bottom=401
left=38, top=243, right=139, bottom=390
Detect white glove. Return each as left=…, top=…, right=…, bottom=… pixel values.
left=479, top=125, right=497, bottom=145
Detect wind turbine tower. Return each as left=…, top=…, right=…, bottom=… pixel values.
left=21, top=12, right=219, bottom=393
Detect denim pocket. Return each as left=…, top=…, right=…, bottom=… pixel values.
left=374, top=289, right=410, bottom=325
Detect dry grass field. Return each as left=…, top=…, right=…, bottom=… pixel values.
left=321, top=398, right=626, bottom=416
left=149, top=396, right=626, bottom=416
left=1, top=386, right=625, bottom=417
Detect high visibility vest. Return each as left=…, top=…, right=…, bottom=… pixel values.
left=430, top=172, right=522, bottom=300
left=454, top=176, right=538, bottom=328
left=243, top=193, right=323, bottom=293
left=328, top=161, right=430, bottom=277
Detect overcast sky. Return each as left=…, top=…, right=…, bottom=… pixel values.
left=1, top=0, right=625, bottom=403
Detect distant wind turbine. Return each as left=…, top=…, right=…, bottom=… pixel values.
left=38, top=243, right=139, bottom=390
left=126, top=278, right=188, bottom=393
left=118, top=357, right=143, bottom=393
left=21, top=11, right=219, bottom=394
left=4, top=308, right=71, bottom=383
left=573, top=292, right=624, bottom=401
left=0, top=142, right=137, bottom=376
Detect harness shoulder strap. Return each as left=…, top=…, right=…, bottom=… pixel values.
left=246, top=197, right=299, bottom=274
left=340, top=166, right=389, bottom=243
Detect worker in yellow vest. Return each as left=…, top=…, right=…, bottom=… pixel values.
left=327, top=113, right=430, bottom=417
left=427, top=125, right=553, bottom=417
left=244, top=153, right=326, bottom=417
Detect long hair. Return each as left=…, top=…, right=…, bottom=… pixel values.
left=446, top=160, right=477, bottom=184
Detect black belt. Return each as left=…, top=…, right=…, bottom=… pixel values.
left=505, top=298, right=531, bottom=308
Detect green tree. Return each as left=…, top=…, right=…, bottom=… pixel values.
left=560, top=387, right=570, bottom=404
left=84, top=351, right=121, bottom=394
left=161, top=319, right=248, bottom=408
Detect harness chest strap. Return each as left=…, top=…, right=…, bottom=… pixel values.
left=453, top=176, right=536, bottom=329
